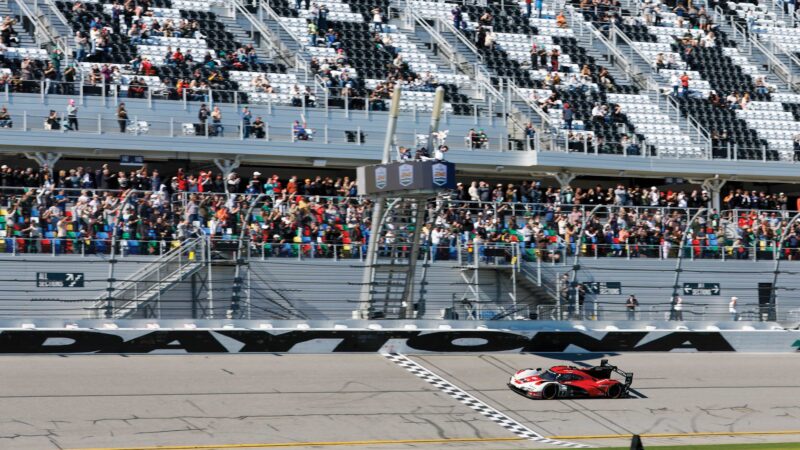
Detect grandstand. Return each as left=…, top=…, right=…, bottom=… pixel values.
left=0, top=0, right=798, bottom=324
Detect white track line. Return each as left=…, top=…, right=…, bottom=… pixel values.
left=382, top=353, right=590, bottom=449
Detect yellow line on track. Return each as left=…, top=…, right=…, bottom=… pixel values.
left=551, top=430, right=800, bottom=440
left=68, top=437, right=525, bottom=450
left=68, top=430, right=800, bottom=450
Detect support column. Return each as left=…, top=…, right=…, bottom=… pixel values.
left=547, top=171, right=576, bottom=190
left=24, top=152, right=62, bottom=178
left=700, top=176, right=727, bottom=212
left=214, top=156, right=241, bottom=198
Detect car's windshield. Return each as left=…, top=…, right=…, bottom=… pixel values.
left=538, top=370, right=559, bottom=381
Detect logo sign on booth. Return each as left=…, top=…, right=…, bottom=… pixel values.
left=374, top=166, right=387, bottom=190
left=432, top=163, right=448, bottom=186
left=398, top=164, right=414, bottom=187
left=356, top=160, right=456, bottom=195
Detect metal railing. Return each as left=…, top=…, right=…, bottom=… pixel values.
left=534, top=301, right=781, bottom=322
left=718, top=7, right=798, bottom=91
left=92, top=235, right=206, bottom=318
left=0, top=109, right=511, bottom=150
left=10, top=0, right=69, bottom=59
left=233, top=0, right=309, bottom=79
left=434, top=16, right=484, bottom=63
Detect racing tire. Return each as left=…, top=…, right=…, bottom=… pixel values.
left=606, top=383, right=623, bottom=399
left=541, top=383, right=559, bottom=400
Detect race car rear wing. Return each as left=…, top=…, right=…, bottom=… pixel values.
left=600, top=359, right=634, bottom=390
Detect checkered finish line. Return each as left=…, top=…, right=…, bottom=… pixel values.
left=382, top=353, right=589, bottom=448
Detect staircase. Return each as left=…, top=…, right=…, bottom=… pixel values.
left=0, top=1, right=38, bottom=48
left=93, top=236, right=207, bottom=319
left=363, top=199, right=429, bottom=319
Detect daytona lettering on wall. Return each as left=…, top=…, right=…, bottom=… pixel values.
left=0, top=329, right=777, bottom=354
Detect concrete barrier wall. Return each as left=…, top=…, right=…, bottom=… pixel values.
left=0, top=320, right=796, bottom=354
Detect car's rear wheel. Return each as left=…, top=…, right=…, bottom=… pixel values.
left=606, top=383, right=623, bottom=399
left=541, top=383, right=559, bottom=400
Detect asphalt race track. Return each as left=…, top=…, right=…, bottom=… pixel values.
left=0, top=353, right=799, bottom=449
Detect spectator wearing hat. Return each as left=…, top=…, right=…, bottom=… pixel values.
left=563, top=103, right=574, bottom=130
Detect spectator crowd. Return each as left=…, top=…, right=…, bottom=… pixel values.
left=0, top=162, right=796, bottom=261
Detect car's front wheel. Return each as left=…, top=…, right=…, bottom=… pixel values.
left=606, top=383, right=623, bottom=399
left=541, top=383, right=559, bottom=400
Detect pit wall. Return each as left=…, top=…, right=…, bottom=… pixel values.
left=0, top=320, right=797, bottom=354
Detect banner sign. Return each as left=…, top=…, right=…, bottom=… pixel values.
left=0, top=329, right=795, bottom=354
left=36, top=273, right=85, bottom=288
left=586, top=282, right=622, bottom=295
left=357, top=160, right=456, bottom=195
left=683, top=283, right=721, bottom=296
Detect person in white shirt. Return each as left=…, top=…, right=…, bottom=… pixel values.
left=670, top=295, right=683, bottom=321
left=430, top=226, right=444, bottom=261
left=729, top=296, right=738, bottom=321
left=649, top=186, right=660, bottom=206
left=670, top=73, right=679, bottom=96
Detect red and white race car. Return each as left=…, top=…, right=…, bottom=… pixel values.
left=508, top=359, right=633, bottom=399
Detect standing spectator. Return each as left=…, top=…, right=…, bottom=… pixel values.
left=44, top=62, right=57, bottom=94
left=63, top=63, right=76, bottom=95
left=452, top=6, right=463, bottom=30
left=535, top=0, right=543, bottom=18
left=524, top=0, right=532, bottom=18
left=371, top=8, right=384, bottom=32
left=241, top=107, right=252, bottom=138
left=626, top=295, right=638, bottom=320
left=729, top=296, right=738, bottom=321
left=563, top=103, right=574, bottom=130
left=670, top=294, right=683, bottom=321
left=307, top=20, right=317, bottom=46
left=680, top=72, right=690, bottom=97
left=117, top=103, right=128, bottom=132
left=66, top=99, right=78, bottom=131
left=211, top=106, right=223, bottom=136
left=75, top=30, right=88, bottom=62
left=198, top=103, right=209, bottom=135
left=670, top=73, right=679, bottom=96
left=524, top=122, right=536, bottom=148
left=576, top=283, right=586, bottom=319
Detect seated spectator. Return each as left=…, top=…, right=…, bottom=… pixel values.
left=556, top=11, right=567, bottom=28
left=252, top=116, right=266, bottom=139
left=45, top=110, right=60, bottom=130
left=293, top=120, right=309, bottom=140
left=0, top=105, right=11, bottom=128
left=467, top=128, right=488, bottom=149
left=128, top=77, right=147, bottom=98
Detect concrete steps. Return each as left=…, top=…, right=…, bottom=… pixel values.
left=1, top=2, right=39, bottom=48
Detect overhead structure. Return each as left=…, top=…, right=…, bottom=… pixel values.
left=357, top=86, right=456, bottom=319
